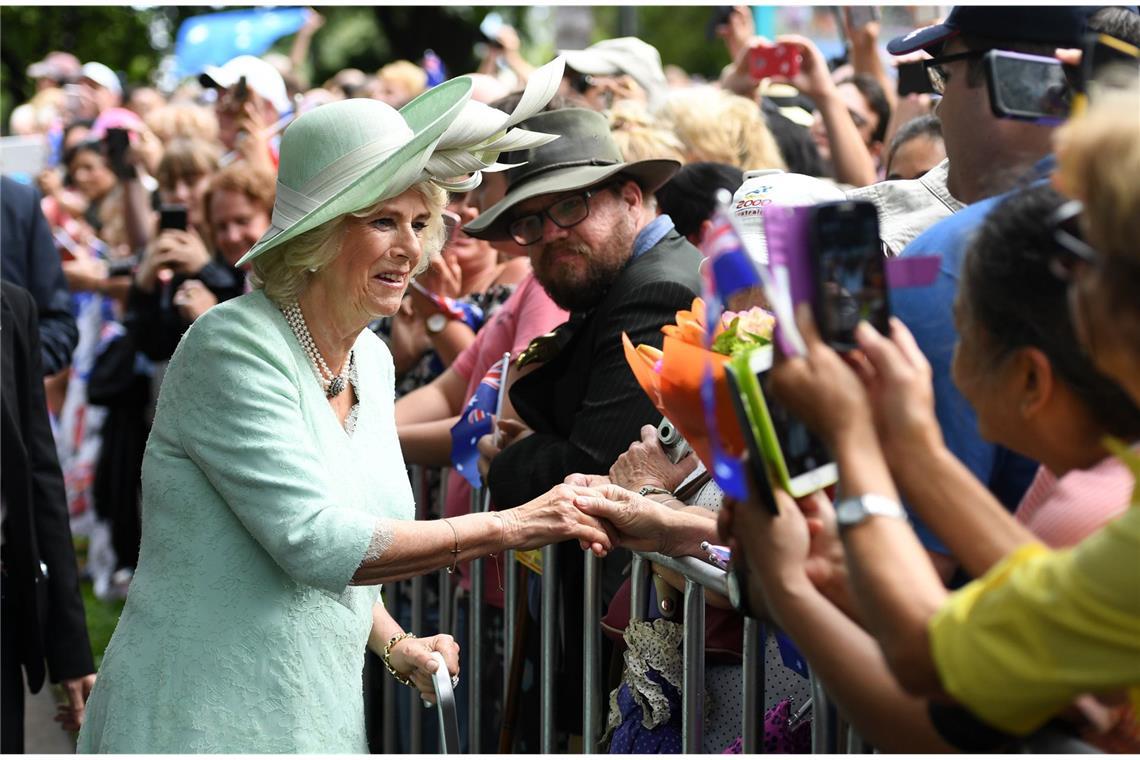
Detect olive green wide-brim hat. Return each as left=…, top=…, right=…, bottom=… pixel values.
left=463, top=108, right=680, bottom=242
left=237, top=58, right=567, bottom=267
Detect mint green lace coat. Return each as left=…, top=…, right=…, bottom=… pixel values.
left=78, top=290, right=413, bottom=753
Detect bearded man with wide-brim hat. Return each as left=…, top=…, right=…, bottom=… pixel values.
left=75, top=60, right=619, bottom=754
left=463, top=107, right=704, bottom=738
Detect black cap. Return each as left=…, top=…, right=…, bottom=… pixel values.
left=887, top=6, right=1126, bottom=56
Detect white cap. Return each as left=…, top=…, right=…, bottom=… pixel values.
left=731, top=170, right=846, bottom=264
left=559, top=37, right=668, bottom=106
left=199, top=55, right=291, bottom=116
left=80, top=62, right=122, bottom=97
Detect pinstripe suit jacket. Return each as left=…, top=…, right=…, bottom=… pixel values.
left=488, top=228, right=702, bottom=510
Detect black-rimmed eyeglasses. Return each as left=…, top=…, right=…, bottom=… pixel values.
left=923, top=50, right=987, bottom=94
left=1048, top=199, right=1098, bottom=281
left=508, top=188, right=603, bottom=246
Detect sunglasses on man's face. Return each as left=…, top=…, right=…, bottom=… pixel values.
left=1048, top=199, right=1099, bottom=281
left=923, top=50, right=987, bottom=94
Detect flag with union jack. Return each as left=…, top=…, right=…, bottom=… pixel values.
left=450, top=355, right=507, bottom=488
left=411, top=281, right=485, bottom=332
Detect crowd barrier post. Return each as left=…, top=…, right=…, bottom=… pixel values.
left=682, top=576, right=707, bottom=752
left=846, top=723, right=871, bottom=753
left=809, top=670, right=839, bottom=753
left=409, top=465, right=427, bottom=753
left=629, top=555, right=648, bottom=623
left=382, top=582, right=399, bottom=754
left=504, top=548, right=517, bottom=697
left=638, top=552, right=729, bottom=754
left=437, top=470, right=454, bottom=637
left=468, top=486, right=487, bottom=752
left=741, top=617, right=765, bottom=753
left=540, top=543, right=559, bottom=753
left=582, top=551, right=603, bottom=753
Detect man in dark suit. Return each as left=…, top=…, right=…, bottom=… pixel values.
left=1, top=281, right=96, bottom=752
left=1, top=176, right=79, bottom=376
left=465, top=108, right=702, bottom=743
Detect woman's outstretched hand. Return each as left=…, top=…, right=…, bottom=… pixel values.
left=571, top=484, right=682, bottom=556
left=387, top=633, right=460, bottom=706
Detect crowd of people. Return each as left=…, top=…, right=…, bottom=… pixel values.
left=1, top=3, right=1138, bottom=755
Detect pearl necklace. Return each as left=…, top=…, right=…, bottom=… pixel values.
left=282, top=302, right=352, bottom=399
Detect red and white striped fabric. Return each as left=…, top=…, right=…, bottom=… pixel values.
left=1014, top=449, right=1137, bottom=548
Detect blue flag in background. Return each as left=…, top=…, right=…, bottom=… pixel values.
left=450, top=358, right=506, bottom=489
left=423, top=49, right=447, bottom=87
left=174, top=7, right=308, bottom=79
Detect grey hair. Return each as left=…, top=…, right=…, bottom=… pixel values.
left=252, top=180, right=449, bottom=306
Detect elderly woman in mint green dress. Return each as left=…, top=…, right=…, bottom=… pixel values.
left=76, top=61, right=612, bottom=754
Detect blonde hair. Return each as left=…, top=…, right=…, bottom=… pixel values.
left=608, top=100, right=686, bottom=164
left=252, top=180, right=449, bottom=305
left=376, top=60, right=428, bottom=99
left=1054, top=70, right=1140, bottom=262
left=144, top=103, right=220, bottom=144
left=156, top=138, right=221, bottom=191
left=658, top=87, right=787, bottom=172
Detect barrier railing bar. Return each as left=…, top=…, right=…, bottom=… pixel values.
left=582, top=551, right=602, bottom=753
left=438, top=470, right=453, bottom=638
left=681, top=577, right=707, bottom=753
left=639, top=551, right=729, bottom=596
left=469, top=487, right=486, bottom=753
left=629, top=555, right=648, bottom=623
left=409, top=465, right=426, bottom=754
left=504, top=548, right=517, bottom=698
left=382, top=579, right=398, bottom=754
left=540, top=543, right=558, bottom=753
left=741, top=617, right=764, bottom=753
left=810, top=671, right=838, bottom=753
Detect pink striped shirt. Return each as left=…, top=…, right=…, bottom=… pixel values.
left=1014, top=451, right=1137, bottom=548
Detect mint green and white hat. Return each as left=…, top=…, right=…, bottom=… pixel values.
left=237, top=57, right=565, bottom=266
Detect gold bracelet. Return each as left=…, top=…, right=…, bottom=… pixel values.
left=382, top=632, right=417, bottom=687
left=443, top=518, right=459, bottom=574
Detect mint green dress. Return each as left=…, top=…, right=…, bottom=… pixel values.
left=77, top=290, right=413, bottom=753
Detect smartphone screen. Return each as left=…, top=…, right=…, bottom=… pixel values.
left=105, top=127, right=130, bottom=176
left=897, top=60, right=934, bottom=96
left=754, top=366, right=835, bottom=493
left=733, top=346, right=838, bottom=497
left=159, top=204, right=189, bottom=231
left=809, top=201, right=889, bottom=351
left=985, top=51, right=1071, bottom=125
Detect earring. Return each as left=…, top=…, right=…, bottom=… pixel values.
left=308, top=266, right=318, bottom=273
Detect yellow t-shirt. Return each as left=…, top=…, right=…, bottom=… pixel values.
left=928, top=440, right=1140, bottom=735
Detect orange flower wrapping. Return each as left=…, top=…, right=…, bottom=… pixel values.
left=622, top=298, right=746, bottom=471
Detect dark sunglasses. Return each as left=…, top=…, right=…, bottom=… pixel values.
left=923, top=50, right=987, bottom=94
left=1048, top=199, right=1098, bottom=281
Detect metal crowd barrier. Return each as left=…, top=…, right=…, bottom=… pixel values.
left=382, top=465, right=857, bottom=755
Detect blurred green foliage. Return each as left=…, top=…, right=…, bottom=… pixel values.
left=0, top=6, right=735, bottom=133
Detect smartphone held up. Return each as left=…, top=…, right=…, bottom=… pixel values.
left=748, top=43, right=801, bottom=80
left=808, top=200, right=890, bottom=351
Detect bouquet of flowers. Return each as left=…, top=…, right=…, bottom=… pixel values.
left=623, top=297, right=774, bottom=471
